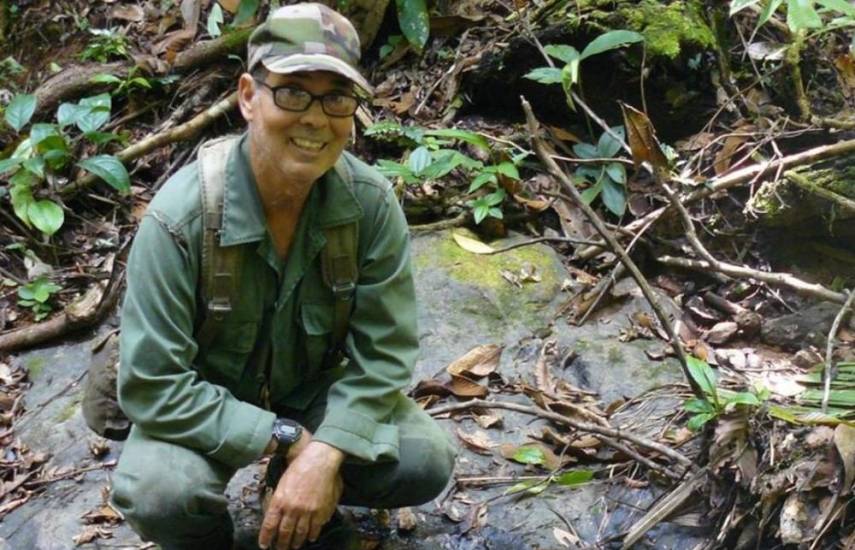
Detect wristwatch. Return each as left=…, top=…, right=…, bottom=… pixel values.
left=271, top=417, right=303, bottom=455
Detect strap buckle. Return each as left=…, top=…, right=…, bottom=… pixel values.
left=331, top=281, right=355, bottom=300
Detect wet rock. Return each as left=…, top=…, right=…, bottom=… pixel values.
left=760, top=303, right=842, bottom=350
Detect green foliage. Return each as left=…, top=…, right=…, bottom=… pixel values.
left=0, top=57, right=25, bottom=87
left=683, top=356, right=767, bottom=431
left=730, top=0, right=855, bottom=33
left=233, top=0, right=261, bottom=27
left=17, top=277, right=62, bottom=321
left=80, top=28, right=130, bottom=62
left=396, top=0, right=430, bottom=52
left=0, top=92, right=130, bottom=239
left=380, top=35, right=405, bottom=59
left=368, top=122, right=525, bottom=224
left=90, top=67, right=153, bottom=97
left=573, top=127, right=628, bottom=217
left=525, top=30, right=644, bottom=110
left=207, top=3, right=225, bottom=37
left=506, top=469, right=594, bottom=497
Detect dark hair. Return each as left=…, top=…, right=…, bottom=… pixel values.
left=250, top=65, right=268, bottom=82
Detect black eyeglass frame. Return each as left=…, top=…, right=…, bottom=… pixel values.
left=253, top=78, right=359, bottom=118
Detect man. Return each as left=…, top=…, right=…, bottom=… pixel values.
left=110, top=4, right=455, bottom=550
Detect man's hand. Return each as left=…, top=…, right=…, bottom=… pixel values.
left=258, top=440, right=345, bottom=550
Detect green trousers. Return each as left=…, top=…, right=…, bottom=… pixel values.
left=111, top=393, right=455, bottom=550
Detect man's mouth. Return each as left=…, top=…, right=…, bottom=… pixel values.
left=290, top=137, right=326, bottom=152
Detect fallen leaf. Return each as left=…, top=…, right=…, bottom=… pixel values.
left=448, top=374, right=489, bottom=398
left=513, top=193, right=550, bottom=212
left=620, top=102, right=668, bottom=172
left=713, top=134, right=749, bottom=176
left=218, top=0, right=241, bottom=12
left=452, top=232, right=494, bottom=254
left=500, top=443, right=561, bottom=470
left=81, top=503, right=122, bottom=524
left=411, top=379, right=452, bottom=398
left=473, top=412, right=502, bottom=429
left=455, top=428, right=496, bottom=455
left=111, top=4, right=144, bottom=22
left=396, top=507, right=418, bottom=532
left=446, top=345, right=502, bottom=379
left=72, top=525, right=113, bottom=545
left=500, top=269, right=521, bottom=287
left=553, top=527, right=579, bottom=548
left=706, top=321, right=738, bottom=345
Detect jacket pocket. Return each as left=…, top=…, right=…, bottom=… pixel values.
left=300, top=302, right=334, bottom=374
left=198, top=321, right=258, bottom=387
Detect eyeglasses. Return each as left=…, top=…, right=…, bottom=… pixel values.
left=253, top=79, right=359, bottom=118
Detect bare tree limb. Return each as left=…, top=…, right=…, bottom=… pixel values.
left=655, top=255, right=848, bottom=304
left=521, top=98, right=703, bottom=398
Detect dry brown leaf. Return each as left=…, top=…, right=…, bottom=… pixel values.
left=72, top=525, right=113, bottom=546
left=834, top=54, right=855, bottom=98
left=448, top=374, right=488, bottom=398
left=396, top=507, right=418, bottom=532
left=82, top=503, right=122, bottom=525
left=512, top=193, right=550, bottom=212
left=706, top=321, right=738, bottom=345
left=153, top=28, right=196, bottom=61
left=553, top=527, right=579, bottom=548
left=411, top=379, right=452, bottom=398
left=111, top=4, right=145, bottom=22
left=473, top=412, right=502, bottom=429
left=546, top=125, right=581, bottom=143
left=452, top=232, right=494, bottom=254
left=415, top=394, right=440, bottom=409
left=713, top=134, right=749, bottom=176
left=620, top=102, right=668, bottom=172
left=455, top=428, right=496, bottom=455
left=447, top=345, right=501, bottom=379
left=218, top=0, right=242, bottom=12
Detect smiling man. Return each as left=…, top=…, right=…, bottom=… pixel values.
left=110, top=4, right=455, bottom=550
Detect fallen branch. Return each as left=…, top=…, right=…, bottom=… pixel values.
left=785, top=170, right=855, bottom=214
left=655, top=255, right=848, bottom=304
left=521, top=98, right=703, bottom=398
left=428, top=398, right=694, bottom=469
left=822, top=290, right=855, bottom=412
left=60, top=91, right=238, bottom=199
left=409, top=212, right=468, bottom=235
left=577, top=137, right=855, bottom=260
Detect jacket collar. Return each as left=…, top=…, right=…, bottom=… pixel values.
left=219, top=134, right=363, bottom=247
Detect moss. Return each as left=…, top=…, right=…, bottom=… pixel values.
left=619, top=0, right=716, bottom=59
left=607, top=346, right=624, bottom=365
left=24, top=356, right=46, bottom=380
left=54, top=396, right=81, bottom=423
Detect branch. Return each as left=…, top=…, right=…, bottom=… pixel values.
left=785, top=171, right=855, bottom=214
left=521, top=98, right=703, bottom=398
left=576, top=137, right=855, bottom=260
left=822, top=290, right=855, bottom=412
left=655, top=255, right=848, bottom=304
left=59, top=92, right=238, bottom=199
left=428, top=398, right=693, bottom=469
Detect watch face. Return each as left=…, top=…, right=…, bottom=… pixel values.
left=274, top=419, right=301, bottom=444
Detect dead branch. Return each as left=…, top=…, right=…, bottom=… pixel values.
left=655, top=255, right=848, bottom=304
left=59, top=91, right=238, bottom=199
left=172, top=28, right=252, bottom=72
left=577, top=137, right=855, bottom=260
left=428, top=398, right=694, bottom=469
left=822, top=290, right=855, bottom=412
left=784, top=171, right=855, bottom=214
left=521, top=98, right=703, bottom=399
left=409, top=212, right=468, bottom=235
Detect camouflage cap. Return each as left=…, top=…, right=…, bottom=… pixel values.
left=247, top=3, right=373, bottom=96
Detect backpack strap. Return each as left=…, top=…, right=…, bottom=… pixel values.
left=196, top=135, right=243, bottom=351
left=320, top=156, right=359, bottom=363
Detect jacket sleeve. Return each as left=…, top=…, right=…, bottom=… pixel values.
left=118, top=211, right=275, bottom=469
left=311, top=184, right=418, bottom=462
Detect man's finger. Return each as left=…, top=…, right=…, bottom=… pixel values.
left=308, top=516, right=323, bottom=543
left=291, top=514, right=312, bottom=549
left=258, top=506, right=283, bottom=549
left=276, top=513, right=297, bottom=550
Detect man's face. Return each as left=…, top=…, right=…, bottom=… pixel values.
left=241, top=70, right=354, bottom=186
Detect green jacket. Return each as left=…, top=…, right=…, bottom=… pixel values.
left=119, top=134, right=418, bottom=469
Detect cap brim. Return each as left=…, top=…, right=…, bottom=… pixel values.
left=262, top=54, right=373, bottom=96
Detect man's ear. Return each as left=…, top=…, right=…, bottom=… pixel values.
left=237, top=73, right=257, bottom=121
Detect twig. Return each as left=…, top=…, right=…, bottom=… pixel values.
left=409, top=212, right=468, bottom=234
left=596, top=435, right=682, bottom=481
left=428, top=398, right=694, bottom=469
left=785, top=171, right=855, bottom=214
left=59, top=91, right=238, bottom=199
left=521, top=98, right=702, bottom=398
left=656, top=255, right=848, bottom=305
left=577, top=137, right=855, bottom=260
left=485, top=236, right=603, bottom=254
left=659, top=182, right=723, bottom=269
left=822, top=289, right=855, bottom=412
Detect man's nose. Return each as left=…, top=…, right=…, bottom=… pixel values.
left=298, top=98, right=328, bottom=127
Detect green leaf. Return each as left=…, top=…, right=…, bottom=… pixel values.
left=759, top=0, right=785, bottom=26
left=408, top=146, right=432, bottom=176
left=23, top=156, right=45, bottom=179
left=77, top=155, right=130, bottom=193
left=606, top=162, right=626, bottom=184
left=687, top=413, right=716, bottom=431
left=10, top=182, right=34, bottom=226
left=207, top=3, right=224, bottom=37
left=544, top=44, right=581, bottom=64
left=505, top=479, right=549, bottom=496
left=89, top=73, right=122, bottom=85
left=421, top=150, right=462, bottom=179
left=580, top=179, right=603, bottom=204
left=17, top=286, right=35, bottom=301
left=724, top=391, right=762, bottom=408
left=561, top=59, right=581, bottom=92
left=601, top=178, right=626, bottom=216
left=684, top=398, right=715, bottom=413
left=597, top=126, right=625, bottom=158
left=495, top=161, right=519, bottom=179
left=4, top=93, right=37, bottom=132
left=375, top=159, right=413, bottom=179
left=580, top=30, right=644, bottom=60
left=29, top=123, right=61, bottom=148
left=233, top=0, right=260, bottom=26
left=573, top=143, right=599, bottom=159
left=76, top=94, right=112, bottom=133
left=469, top=172, right=497, bottom=193
left=473, top=204, right=489, bottom=224
left=43, top=148, right=70, bottom=171
left=555, top=469, right=594, bottom=486
left=484, top=188, right=506, bottom=206
left=425, top=128, right=490, bottom=151
left=787, top=0, right=822, bottom=31
left=524, top=67, right=563, bottom=84
left=396, top=0, right=430, bottom=51
left=28, top=200, right=64, bottom=236
left=84, top=131, right=123, bottom=146
left=57, top=102, right=82, bottom=127
left=730, top=0, right=763, bottom=15
left=512, top=445, right=546, bottom=465
left=576, top=165, right=602, bottom=182
left=686, top=356, right=718, bottom=400
left=0, top=156, right=24, bottom=174
left=488, top=207, right=503, bottom=219
left=817, top=0, right=855, bottom=16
